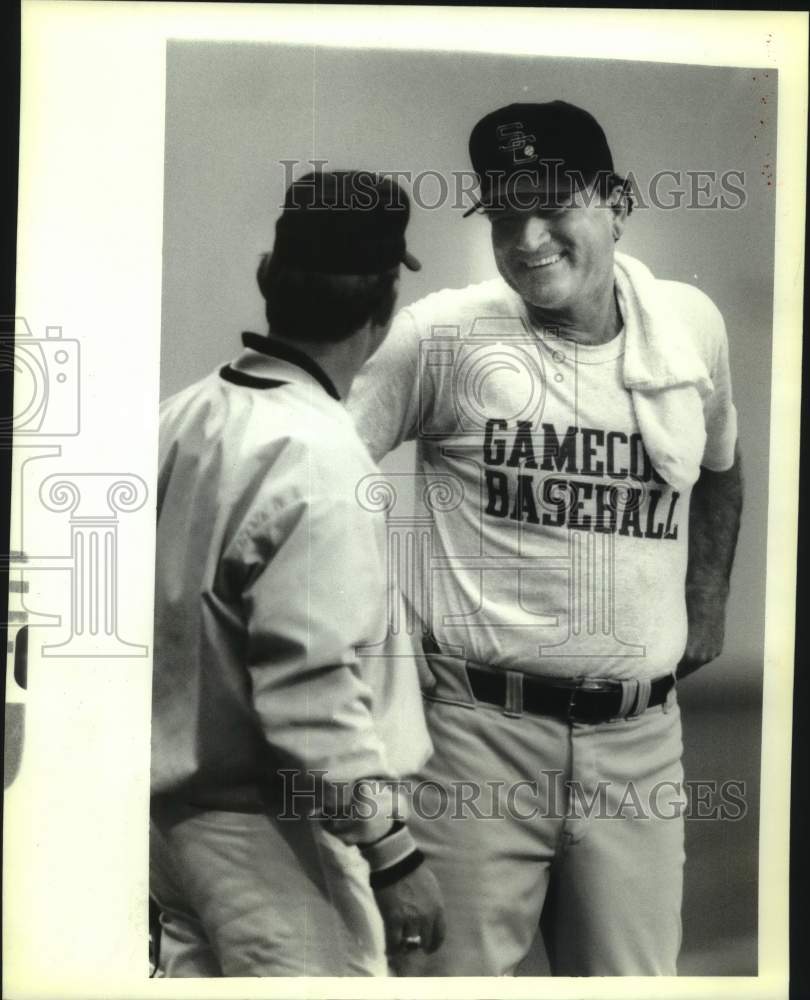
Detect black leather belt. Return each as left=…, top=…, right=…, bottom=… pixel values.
left=466, top=665, right=674, bottom=724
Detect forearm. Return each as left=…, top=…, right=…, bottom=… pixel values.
left=686, top=448, right=743, bottom=594
left=678, top=448, right=743, bottom=677
left=249, top=655, right=400, bottom=836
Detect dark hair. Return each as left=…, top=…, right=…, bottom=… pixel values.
left=256, top=252, right=399, bottom=344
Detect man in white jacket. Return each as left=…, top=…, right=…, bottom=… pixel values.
left=150, top=170, right=445, bottom=977
left=346, top=101, right=743, bottom=976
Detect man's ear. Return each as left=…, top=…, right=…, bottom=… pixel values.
left=608, top=182, right=630, bottom=243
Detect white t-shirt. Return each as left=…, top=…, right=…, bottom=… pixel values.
left=347, top=276, right=737, bottom=681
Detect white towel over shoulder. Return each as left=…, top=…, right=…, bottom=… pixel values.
left=613, top=252, right=737, bottom=493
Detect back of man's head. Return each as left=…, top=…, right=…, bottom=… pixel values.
left=258, top=170, right=420, bottom=344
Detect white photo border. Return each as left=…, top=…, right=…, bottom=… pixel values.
left=7, top=4, right=807, bottom=999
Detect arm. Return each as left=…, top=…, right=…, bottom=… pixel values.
left=237, top=492, right=446, bottom=955
left=677, top=446, right=743, bottom=679
left=346, top=306, right=426, bottom=462
left=239, top=494, right=396, bottom=833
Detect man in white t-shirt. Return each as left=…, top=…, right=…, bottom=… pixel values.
left=346, top=102, right=743, bottom=976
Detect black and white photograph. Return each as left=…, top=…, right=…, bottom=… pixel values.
left=152, top=37, right=774, bottom=980
left=5, top=5, right=806, bottom=998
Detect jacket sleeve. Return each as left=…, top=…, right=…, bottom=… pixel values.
left=235, top=493, right=399, bottom=838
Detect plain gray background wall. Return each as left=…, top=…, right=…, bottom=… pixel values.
left=161, top=42, right=775, bottom=698
left=160, top=41, right=776, bottom=975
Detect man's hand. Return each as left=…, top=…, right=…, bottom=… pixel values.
left=373, top=862, right=446, bottom=972
left=677, top=584, right=728, bottom=679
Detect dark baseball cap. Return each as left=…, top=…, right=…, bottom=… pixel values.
left=272, top=170, right=421, bottom=274
left=464, top=101, right=615, bottom=216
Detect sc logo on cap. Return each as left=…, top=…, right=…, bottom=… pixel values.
left=497, top=122, right=538, bottom=165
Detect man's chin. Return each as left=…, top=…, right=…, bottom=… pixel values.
left=519, top=279, right=571, bottom=315
left=497, top=265, right=571, bottom=313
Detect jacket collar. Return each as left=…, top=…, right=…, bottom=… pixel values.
left=239, top=331, right=341, bottom=401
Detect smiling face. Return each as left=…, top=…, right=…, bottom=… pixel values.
left=489, top=183, right=626, bottom=322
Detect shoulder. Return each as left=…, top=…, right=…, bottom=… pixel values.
left=158, top=372, right=225, bottom=451
left=232, top=395, right=379, bottom=556
left=357, top=279, right=516, bottom=379
left=656, top=279, right=729, bottom=366
left=657, top=279, right=725, bottom=329
left=269, top=394, right=377, bottom=486
left=162, top=371, right=372, bottom=483
left=159, top=371, right=218, bottom=419
left=401, top=278, right=518, bottom=334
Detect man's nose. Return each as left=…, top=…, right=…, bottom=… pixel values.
left=515, top=215, right=551, bottom=254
